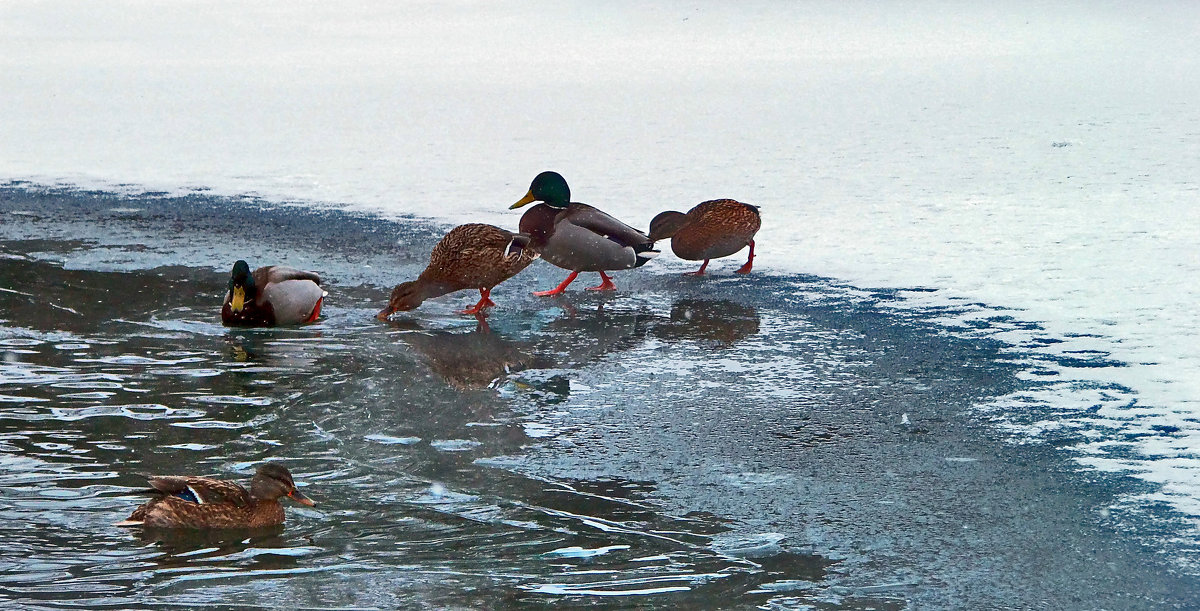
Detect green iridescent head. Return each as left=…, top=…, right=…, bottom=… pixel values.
left=510, top=171, right=571, bottom=209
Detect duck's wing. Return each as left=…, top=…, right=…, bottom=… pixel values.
left=693, top=199, right=762, bottom=228
left=420, top=224, right=535, bottom=288
left=562, top=204, right=651, bottom=247
left=146, top=476, right=252, bottom=507
left=476, top=225, right=534, bottom=258
left=258, top=266, right=321, bottom=286
left=433, top=224, right=513, bottom=258
left=508, top=232, right=533, bottom=257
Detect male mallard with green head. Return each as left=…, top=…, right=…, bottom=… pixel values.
left=649, top=199, right=760, bottom=275
left=116, top=463, right=315, bottom=529
left=377, top=223, right=537, bottom=319
left=510, top=171, right=658, bottom=295
left=222, top=260, right=327, bottom=327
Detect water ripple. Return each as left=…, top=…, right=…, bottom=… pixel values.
left=526, top=573, right=728, bottom=597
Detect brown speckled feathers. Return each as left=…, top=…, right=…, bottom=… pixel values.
left=660, top=199, right=760, bottom=261
left=378, top=223, right=536, bottom=316
left=419, top=223, right=536, bottom=290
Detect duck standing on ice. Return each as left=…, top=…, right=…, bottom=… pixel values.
left=509, top=171, right=658, bottom=295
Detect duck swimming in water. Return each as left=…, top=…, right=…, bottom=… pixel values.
left=649, top=199, right=760, bottom=275
left=116, top=463, right=315, bottom=529
left=509, top=171, right=658, bottom=295
left=221, top=260, right=326, bottom=327
left=377, top=223, right=537, bottom=318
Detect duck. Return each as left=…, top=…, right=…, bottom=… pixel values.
left=115, top=463, right=315, bottom=529
left=221, top=260, right=327, bottom=327
left=377, top=223, right=537, bottom=319
left=648, top=199, right=760, bottom=275
left=509, top=171, right=658, bottom=295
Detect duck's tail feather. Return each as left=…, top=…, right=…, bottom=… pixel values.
left=633, top=243, right=660, bottom=268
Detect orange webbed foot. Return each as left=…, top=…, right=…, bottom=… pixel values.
left=459, top=288, right=496, bottom=314
left=585, top=271, right=617, bottom=291
left=534, top=271, right=579, bottom=296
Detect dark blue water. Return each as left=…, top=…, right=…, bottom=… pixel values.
left=1, top=186, right=1197, bottom=609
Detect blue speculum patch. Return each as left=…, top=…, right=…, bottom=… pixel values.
left=172, top=488, right=200, bottom=504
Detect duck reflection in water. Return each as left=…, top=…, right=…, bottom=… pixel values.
left=393, top=314, right=547, bottom=390
left=224, top=329, right=323, bottom=369
left=135, top=526, right=307, bottom=578
left=651, top=299, right=760, bottom=348
left=387, top=306, right=661, bottom=391
left=534, top=303, right=656, bottom=369
left=137, top=524, right=287, bottom=557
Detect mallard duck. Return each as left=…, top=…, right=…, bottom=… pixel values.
left=222, top=260, right=327, bottom=327
left=510, top=171, right=658, bottom=295
left=377, top=223, right=537, bottom=319
left=115, top=463, right=315, bottom=529
left=648, top=199, right=760, bottom=275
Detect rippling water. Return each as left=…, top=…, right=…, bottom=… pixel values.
left=0, top=255, right=777, bottom=608
left=3, top=189, right=1199, bottom=609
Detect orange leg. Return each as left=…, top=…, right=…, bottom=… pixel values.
left=459, top=288, right=496, bottom=314
left=480, top=288, right=497, bottom=307
left=735, top=241, right=755, bottom=274
left=533, top=271, right=579, bottom=297
left=585, top=271, right=617, bottom=291
left=683, top=260, right=710, bottom=276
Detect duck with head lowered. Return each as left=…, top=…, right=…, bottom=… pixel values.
left=509, top=171, right=658, bottom=295
left=377, top=223, right=537, bottom=319
left=116, top=462, right=315, bottom=529
left=649, top=199, right=760, bottom=275
left=222, top=260, right=327, bottom=327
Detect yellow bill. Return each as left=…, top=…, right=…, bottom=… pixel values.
left=231, top=286, right=246, bottom=311
left=509, top=190, right=537, bottom=209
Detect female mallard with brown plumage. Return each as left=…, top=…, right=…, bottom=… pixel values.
left=648, top=199, right=760, bottom=275
left=116, top=463, right=315, bottom=529
left=222, top=260, right=327, bottom=327
left=377, top=223, right=537, bottom=318
left=510, top=171, right=658, bottom=295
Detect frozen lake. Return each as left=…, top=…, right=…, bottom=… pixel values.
left=2, top=1, right=1199, bottom=608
